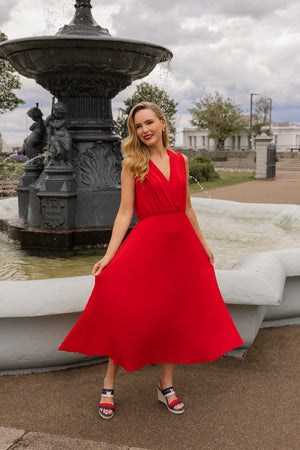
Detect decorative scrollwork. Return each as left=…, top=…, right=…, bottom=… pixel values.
left=37, top=75, right=131, bottom=98
left=79, top=140, right=121, bottom=188
left=41, top=198, right=65, bottom=229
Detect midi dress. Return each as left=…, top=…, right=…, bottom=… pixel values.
left=59, top=149, right=243, bottom=370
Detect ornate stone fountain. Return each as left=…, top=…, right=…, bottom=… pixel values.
left=0, top=0, right=172, bottom=248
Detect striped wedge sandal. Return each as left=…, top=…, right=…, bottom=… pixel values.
left=98, top=388, right=115, bottom=420
left=157, top=380, right=184, bottom=415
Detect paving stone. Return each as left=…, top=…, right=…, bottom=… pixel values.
left=0, top=427, right=25, bottom=450
left=10, top=430, right=147, bottom=450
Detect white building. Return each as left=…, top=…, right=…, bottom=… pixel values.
left=183, top=121, right=300, bottom=152
left=272, top=122, right=300, bottom=151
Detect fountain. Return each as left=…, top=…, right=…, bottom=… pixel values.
left=0, top=0, right=172, bottom=249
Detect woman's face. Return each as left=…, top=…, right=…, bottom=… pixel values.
left=133, top=108, right=165, bottom=147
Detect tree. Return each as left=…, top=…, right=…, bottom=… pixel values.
left=253, top=97, right=271, bottom=136
left=116, top=82, right=178, bottom=145
left=0, top=31, right=25, bottom=114
left=189, top=91, right=249, bottom=149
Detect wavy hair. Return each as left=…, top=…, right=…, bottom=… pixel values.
left=122, top=102, right=170, bottom=182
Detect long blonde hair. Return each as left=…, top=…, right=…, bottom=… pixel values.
left=122, top=102, right=170, bottom=182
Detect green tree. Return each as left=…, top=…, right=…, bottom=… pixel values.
left=116, top=82, right=178, bottom=145
left=189, top=91, right=249, bottom=149
left=253, top=97, right=271, bottom=136
left=0, top=31, right=25, bottom=114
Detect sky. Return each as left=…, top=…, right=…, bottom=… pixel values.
left=1, top=0, right=300, bottom=147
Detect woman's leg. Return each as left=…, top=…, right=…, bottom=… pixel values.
left=99, top=358, right=119, bottom=416
left=160, top=363, right=184, bottom=410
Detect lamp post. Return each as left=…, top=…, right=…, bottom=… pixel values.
left=250, top=93, right=259, bottom=150
left=268, top=97, right=272, bottom=134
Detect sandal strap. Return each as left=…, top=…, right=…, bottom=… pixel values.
left=98, top=403, right=115, bottom=410
left=161, top=386, right=175, bottom=397
left=101, top=388, right=114, bottom=397
left=168, top=399, right=183, bottom=410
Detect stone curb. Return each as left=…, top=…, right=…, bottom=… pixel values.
left=0, top=427, right=147, bottom=450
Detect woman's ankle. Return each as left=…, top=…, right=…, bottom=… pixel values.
left=159, top=377, right=173, bottom=389
left=103, top=377, right=115, bottom=390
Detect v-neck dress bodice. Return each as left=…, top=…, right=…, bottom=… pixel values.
left=135, top=150, right=186, bottom=219
left=59, top=150, right=243, bottom=371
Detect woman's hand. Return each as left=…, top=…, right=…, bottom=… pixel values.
left=205, top=247, right=215, bottom=265
left=92, top=256, right=111, bottom=276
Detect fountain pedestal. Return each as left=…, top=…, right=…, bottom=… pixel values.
left=37, top=166, right=77, bottom=230
left=74, top=135, right=122, bottom=228
left=16, top=162, right=44, bottom=222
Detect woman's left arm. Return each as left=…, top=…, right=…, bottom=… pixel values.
left=183, top=154, right=214, bottom=265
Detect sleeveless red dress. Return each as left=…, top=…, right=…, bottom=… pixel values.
left=59, top=150, right=243, bottom=370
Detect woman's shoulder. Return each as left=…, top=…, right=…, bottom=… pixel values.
left=121, top=156, right=135, bottom=177
left=169, top=149, right=188, bottom=164
left=168, top=149, right=185, bottom=157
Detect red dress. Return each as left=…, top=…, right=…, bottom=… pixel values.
left=59, top=150, right=243, bottom=370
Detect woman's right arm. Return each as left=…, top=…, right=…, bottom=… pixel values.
left=92, top=160, right=135, bottom=276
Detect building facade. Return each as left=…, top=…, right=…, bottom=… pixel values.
left=183, top=121, right=300, bottom=152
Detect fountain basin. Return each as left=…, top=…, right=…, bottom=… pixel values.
left=0, top=247, right=299, bottom=374
left=0, top=36, right=172, bottom=98
left=0, top=197, right=299, bottom=373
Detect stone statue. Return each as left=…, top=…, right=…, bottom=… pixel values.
left=45, top=102, right=72, bottom=167
left=21, top=106, right=46, bottom=162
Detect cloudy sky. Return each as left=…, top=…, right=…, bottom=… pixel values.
left=1, top=0, right=300, bottom=146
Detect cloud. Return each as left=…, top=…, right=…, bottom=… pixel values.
left=0, top=0, right=18, bottom=27
left=1, top=0, right=300, bottom=146
left=214, top=0, right=298, bottom=18
left=109, top=0, right=223, bottom=46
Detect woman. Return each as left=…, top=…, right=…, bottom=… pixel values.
left=59, top=102, right=243, bottom=419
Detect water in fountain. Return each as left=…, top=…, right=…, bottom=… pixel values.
left=43, top=0, right=74, bottom=35
left=0, top=197, right=299, bottom=279
left=189, top=174, right=210, bottom=197
left=193, top=199, right=300, bottom=269
left=152, top=60, right=173, bottom=88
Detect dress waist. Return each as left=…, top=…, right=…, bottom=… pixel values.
left=138, top=211, right=186, bottom=221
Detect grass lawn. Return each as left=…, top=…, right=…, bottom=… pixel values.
left=189, top=171, right=255, bottom=194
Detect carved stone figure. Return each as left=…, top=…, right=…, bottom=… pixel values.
left=45, top=102, right=72, bottom=167
left=21, top=106, right=46, bottom=164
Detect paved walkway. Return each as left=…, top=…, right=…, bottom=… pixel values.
left=1, top=169, right=299, bottom=449
left=0, top=326, right=299, bottom=449
left=192, top=170, right=300, bottom=205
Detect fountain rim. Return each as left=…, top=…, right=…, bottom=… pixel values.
left=0, top=35, right=173, bottom=60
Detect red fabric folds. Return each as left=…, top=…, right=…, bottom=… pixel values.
left=59, top=150, right=243, bottom=371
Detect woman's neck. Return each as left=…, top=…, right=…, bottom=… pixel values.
left=148, top=144, right=168, bottom=160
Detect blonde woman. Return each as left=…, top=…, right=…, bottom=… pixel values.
left=59, top=102, right=243, bottom=419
